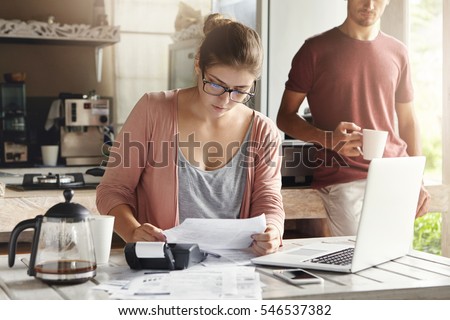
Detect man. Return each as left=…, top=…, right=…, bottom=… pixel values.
left=277, top=0, right=430, bottom=236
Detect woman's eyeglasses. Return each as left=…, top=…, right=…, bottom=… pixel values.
left=202, top=72, right=256, bottom=103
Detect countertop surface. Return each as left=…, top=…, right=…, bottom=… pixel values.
left=0, top=166, right=102, bottom=185
left=0, top=166, right=102, bottom=198
left=0, top=167, right=102, bottom=237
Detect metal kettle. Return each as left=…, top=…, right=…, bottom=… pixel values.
left=8, top=189, right=97, bottom=284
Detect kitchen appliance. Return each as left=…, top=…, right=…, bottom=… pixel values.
left=8, top=189, right=97, bottom=284
left=0, top=83, right=28, bottom=166
left=281, top=140, right=315, bottom=187
left=6, top=172, right=98, bottom=191
left=60, top=98, right=110, bottom=166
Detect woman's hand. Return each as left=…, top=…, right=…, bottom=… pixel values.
left=251, top=224, right=281, bottom=256
left=130, top=223, right=166, bottom=242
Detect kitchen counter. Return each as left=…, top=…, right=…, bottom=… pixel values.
left=0, top=166, right=328, bottom=242
left=1, top=167, right=448, bottom=257
left=0, top=166, right=102, bottom=242
left=0, top=166, right=101, bottom=196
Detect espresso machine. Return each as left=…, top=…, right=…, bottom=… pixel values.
left=60, top=98, right=111, bottom=166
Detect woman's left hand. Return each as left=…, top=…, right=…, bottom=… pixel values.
left=251, top=224, right=281, bottom=256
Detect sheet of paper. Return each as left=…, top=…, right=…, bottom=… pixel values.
left=162, top=214, right=266, bottom=250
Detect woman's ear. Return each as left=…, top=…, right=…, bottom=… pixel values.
left=194, top=58, right=201, bottom=76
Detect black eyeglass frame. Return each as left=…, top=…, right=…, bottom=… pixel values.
left=201, top=72, right=256, bottom=104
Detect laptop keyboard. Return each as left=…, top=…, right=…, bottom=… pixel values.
left=310, top=247, right=354, bottom=266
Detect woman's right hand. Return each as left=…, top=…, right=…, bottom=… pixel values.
left=107, top=204, right=166, bottom=243
left=131, top=223, right=166, bottom=242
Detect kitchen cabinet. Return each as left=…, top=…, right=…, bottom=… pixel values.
left=0, top=83, right=28, bottom=165
left=0, top=19, right=120, bottom=82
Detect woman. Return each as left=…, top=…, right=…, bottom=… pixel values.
left=96, top=14, right=284, bottom=255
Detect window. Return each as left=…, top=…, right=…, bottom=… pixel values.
left=110, top=0, right=210, bottom=126
left=409, top=0, right=443, bottom=184
left=408, top=0, right=450, bottom=256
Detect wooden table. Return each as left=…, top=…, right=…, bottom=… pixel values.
left=1, top=238, right=450, bottom=300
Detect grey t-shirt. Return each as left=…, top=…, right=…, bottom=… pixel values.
left=178, top=123, right=252, bottom=223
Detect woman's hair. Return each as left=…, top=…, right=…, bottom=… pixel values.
left=198, top=13, right=263, bottom=79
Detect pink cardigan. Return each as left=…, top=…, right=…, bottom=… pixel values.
left=96, top=90, right=285, bottom=237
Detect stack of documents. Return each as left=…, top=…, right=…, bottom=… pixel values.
left=93, top=215, right=267, bottom=299
left=94, top=266, right=262, bottom=299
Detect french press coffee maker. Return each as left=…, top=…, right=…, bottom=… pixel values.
left=8, top=189, right=97, bottom=284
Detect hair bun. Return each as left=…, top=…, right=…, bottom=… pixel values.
left=203, top=13, right=233, bottom=35
left=198, top=13, right=263, bottom=79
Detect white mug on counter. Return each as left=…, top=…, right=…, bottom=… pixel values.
left=89, top=215, right=115, bottom=265
left=41, top=145, right=59, bottom=166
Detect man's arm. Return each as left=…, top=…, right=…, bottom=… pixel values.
left=276, top=89, right=324, bottom=144
left=396, top=101, right=422, bottom=156
left=396, top=101, right=430, bottom=217
left=276, top=89, right=362, bottom=157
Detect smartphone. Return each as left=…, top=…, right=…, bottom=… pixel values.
left=273, top=268, right=324, bottom=285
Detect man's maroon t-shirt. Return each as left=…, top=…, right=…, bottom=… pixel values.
left=285, top=27, right=413, bottom=188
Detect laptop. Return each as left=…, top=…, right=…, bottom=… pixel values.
left=252, top=156, right=426, bottom=273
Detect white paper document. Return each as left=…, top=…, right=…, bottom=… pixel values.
left=162, top=214, right=266, bottom=250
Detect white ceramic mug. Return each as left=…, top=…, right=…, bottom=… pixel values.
left=362, top=129, right=388, bottom=160
left=41, top=145, right=59, bottom=166
left=89, top=215, right=115, bottom=265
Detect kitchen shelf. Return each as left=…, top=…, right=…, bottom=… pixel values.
left=0, top=19, right=120, bottom=82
